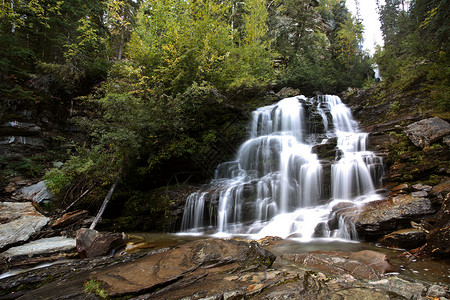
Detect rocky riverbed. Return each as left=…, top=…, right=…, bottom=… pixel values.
left=0, top=235, right=449, bottom=299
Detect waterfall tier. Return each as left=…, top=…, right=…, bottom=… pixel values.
left=181, top=95, right=384, bottom=240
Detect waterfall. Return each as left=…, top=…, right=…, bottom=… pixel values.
left=181, top=95, right=384, bottom=241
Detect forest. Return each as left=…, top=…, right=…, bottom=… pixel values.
left=1, top=0, right=449, bottom=221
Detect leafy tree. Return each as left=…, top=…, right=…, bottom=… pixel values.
left=375, top=0, right=449, bottom=110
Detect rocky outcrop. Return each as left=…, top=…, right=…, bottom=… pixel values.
left=404, top=117, right=450, bottom=148
left=330, top=194, right=435, bottom=240
left=2, top=237, right=447, bottom=300
left=0, top=202, right=50, bottom=250
left=92, top=238, right=276, bottom=297
left=282, top=250, right=395, bottom=280
left=379, top=228, right=427, bottom=249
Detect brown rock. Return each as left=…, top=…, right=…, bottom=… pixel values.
left=425, top=226, right=450, bottom=257
left=76, top=228, right=100, bottom=258
left=379, top=228, right=426, bottom=249
left=93, top=238, right=276, bottom=297
left=51, top=210, right=88, bottom=229
left=85, top=233, right=124, bottom=258
left=282, top=250, right=395, bottom=280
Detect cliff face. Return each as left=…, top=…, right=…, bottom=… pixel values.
left=342, top=86, right=450, bottom=256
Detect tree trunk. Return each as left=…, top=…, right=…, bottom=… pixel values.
left=89, top=170, right=122, bottom=230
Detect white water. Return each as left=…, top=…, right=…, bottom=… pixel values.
left=181, top=95, right=384, bottom=241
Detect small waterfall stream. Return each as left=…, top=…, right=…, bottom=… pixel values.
left=181, top=95, right=384, bottom=241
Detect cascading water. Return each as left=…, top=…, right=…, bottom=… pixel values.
left=181, top=95, right=384, bottom=241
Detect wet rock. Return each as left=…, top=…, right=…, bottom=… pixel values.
left=51, top=210, right=89, bottom=229
left=0, top=202, right=50, bottom=250
left=19, top=181, right=52, bottom=203
left=339, top=195, right=435, bottom=239
left=379, top=228, right=426, bottom=249
left=257, top=236, right=283, bottom=246
left=281, top=250, right=395, bottom=280
left=369, top=277, right=425, bottom=299
left=331, top=201, right=356, bottom=212
left=313, top=222, right=330, bottom=237
left=404, top=117, right=450, bottom=148
left=1, top=236, right=76, bottom=260
left=311, top=137, right=338, bottom=159
left=92, top=238, right=276, bottom=297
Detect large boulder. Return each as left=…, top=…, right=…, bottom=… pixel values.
left=332, top=194, right=435, bottom=239
left=0, top=202, right=50, bottom=250
left=379, top=228, right=427, bottom=249
left=404, top=117, right=450, bottom=148
left=92, top=238, right=276, bottom=297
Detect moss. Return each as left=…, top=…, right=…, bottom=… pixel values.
left=84, top=279, right=108, bottom=299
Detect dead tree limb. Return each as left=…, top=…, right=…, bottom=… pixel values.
left=89, top=169, right=122, bottom=230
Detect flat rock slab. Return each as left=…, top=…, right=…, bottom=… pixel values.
left=1, top=236, right=76, bottom=259
left=92, top=238, right=275, bottom=297
left=404, top=117, right=450, bottom=148
left=281, top=250, right=395, bottom=280
left=0, top=202, right=49, bottom=250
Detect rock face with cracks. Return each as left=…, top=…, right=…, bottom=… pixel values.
left=281, top=250, right=395, bottom=280
left=0, top=202, right=49, bottom=250
left=92, top=238, right=276, bottom=297
left=404, top=117, right=450, bottom=148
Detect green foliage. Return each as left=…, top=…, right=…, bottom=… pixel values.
left=128, top=0, right=273, bottom=95
left=375, top=0, right=449, bottom=112
left=271, top=0, right=373, bottom=94
left=83, top=280, right=108, bottom=299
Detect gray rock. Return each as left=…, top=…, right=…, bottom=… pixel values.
left=412, top=183, right=432, bottom=192
left=404, top=117, right=450, bottom=148
left=281, top=250, right=395, bottom=280
left=20, top=181, right=52, bottom=203
left=427, top=284, right=448, bottom=298
left=444, top=135, right=450, bottom=147
left=412, top=190, right=428, bottom=197
left=337, top=195, right=435, bottom=238
left=2, top=236, right=76, bottom=258
left=0, top=202, right=50, bottom=250
left=369, top=277, right=425, bottom=299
